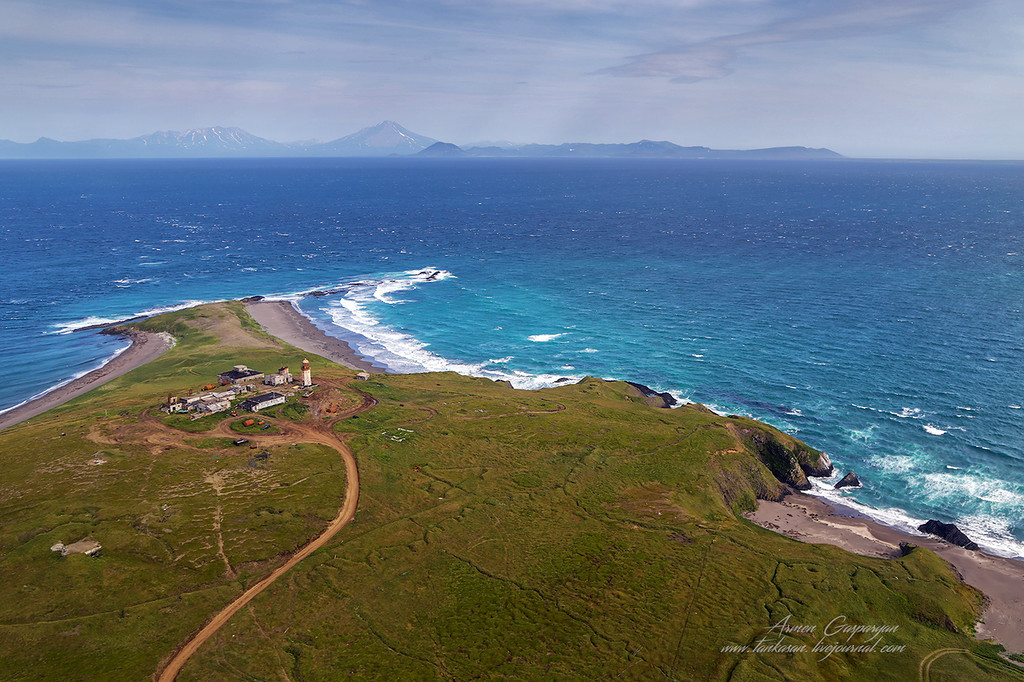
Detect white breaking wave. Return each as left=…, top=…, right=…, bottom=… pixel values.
left=313, top=268, right=582, bottom=390
left=50, top=300, right=215, bottom=335
left=847, top=424, right=878, bottom=442
left=528, top=333, right=565, bottom=342
left=867, top=453, right=918, bottom=475
left=893, top=407, right=923, bottom=418
left=805, top=476, right=1024, bottom=559
left=113, top=277, right=153, bottom=288
left=808, top=476, right=928, bottom=534
left=923, top=424, right=947, bottom=436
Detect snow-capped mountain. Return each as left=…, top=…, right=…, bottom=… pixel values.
left=135, top=126, right=283, bottom=153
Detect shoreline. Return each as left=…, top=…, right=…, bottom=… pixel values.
left=0, top=300, right=1021, bottom=653
left=0, top=329, right=174, bottom=432
left=746, top=490, right=1024, bottom=653
left=245, top=299, right=387, bottom=374
left=0, top=297, right=383, bottom=433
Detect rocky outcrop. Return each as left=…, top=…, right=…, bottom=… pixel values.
left=50, top=538, right=102, bottom=557
left=834, top=471, right=861, bottom=489
left=745, top=431, right=811, bottom=490
left=899, top=542, right=917, bottom=557
left=802, top=450, right=834, bottom=478
left=918, top=520, right=980, bottom=550
left=734, top=422, right=832, bottom=491
left=622, top=381, right=678, bottom=409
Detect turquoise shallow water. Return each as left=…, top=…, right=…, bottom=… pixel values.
left=1, top=157, right=1022, bottom=556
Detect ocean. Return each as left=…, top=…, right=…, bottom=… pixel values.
left=1, top=157, right=1022, bottom=558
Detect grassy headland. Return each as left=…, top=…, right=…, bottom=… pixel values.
left=0, top=302, right=1019, bottom=680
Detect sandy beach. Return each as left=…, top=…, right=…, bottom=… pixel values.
left=746, top=491, right=1024, bottom=653
left=0, top=330, right=174, bottom=432
left=245, top=299, right=386, bottom=374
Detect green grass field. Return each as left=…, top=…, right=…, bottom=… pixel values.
left=0, top=303, right=1020, bottom=681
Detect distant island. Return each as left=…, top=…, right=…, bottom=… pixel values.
left=0, top=120, right=842, bottom=160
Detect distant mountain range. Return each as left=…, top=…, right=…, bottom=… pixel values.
left=0, top=121, right=841, bottom=160
left=417, top=140, right=842, bottom=160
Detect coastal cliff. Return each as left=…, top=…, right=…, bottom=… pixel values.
left=729, top=416, right=833, bottom=490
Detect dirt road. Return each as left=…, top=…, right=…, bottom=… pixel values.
left=154, top=380, right=375, bottom=681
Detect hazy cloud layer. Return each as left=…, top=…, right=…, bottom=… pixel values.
left=2, top=0, right=1022, bottom=157
left=601, top=1, right=973, bottom=82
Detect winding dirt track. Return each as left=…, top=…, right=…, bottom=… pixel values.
left=919, top=648, right=970, bottom=681
left=154, top=380, right=376, bottom=681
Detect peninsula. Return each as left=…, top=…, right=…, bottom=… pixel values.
left=0, top=302, right=1020, bottom=680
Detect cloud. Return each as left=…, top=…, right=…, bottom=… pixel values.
left=600, top=0, right=975, bottom=82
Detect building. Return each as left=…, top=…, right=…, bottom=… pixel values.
left=239, top=392, right=286, bottom=412
left=301, top=358, right=312, bottom=387
left=218, top=365, right=264, bottom=385
left=265, top=366, right=292, bottom=386
left=162, top=395, right=186, bottom=413
left=196, top=399, right=231, bottom=414
left=355, top=372, right=370, bottom=381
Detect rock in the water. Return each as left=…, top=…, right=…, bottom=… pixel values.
left=834, top=471, right=861, bottom=489
left=802, top=451, right=834, bottom=478
left=917, top=520, right=980, bottom=550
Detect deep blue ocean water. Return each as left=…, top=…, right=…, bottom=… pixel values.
left=2, top=157, right=1022, bottom=557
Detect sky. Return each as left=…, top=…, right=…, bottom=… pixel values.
left=3, top=0, right=1024, bottom=158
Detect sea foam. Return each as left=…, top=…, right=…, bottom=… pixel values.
left=314, top=268, right=583, bottom=390
left=50, top=300, right=215, bottom=335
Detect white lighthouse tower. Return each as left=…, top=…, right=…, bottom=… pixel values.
left=301, top=358, right=312, bottom=387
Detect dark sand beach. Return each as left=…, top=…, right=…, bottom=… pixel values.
left=746, top=492, right=1024, bottom=653
left=0, top=330, right=174, bottom=432
left=245, top=300, right=386, bottom=374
